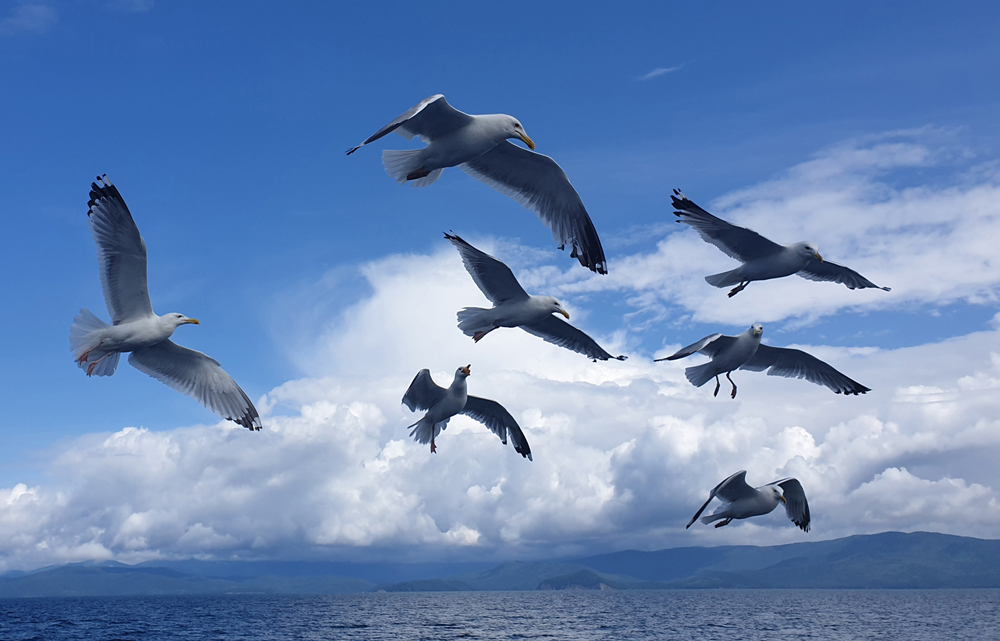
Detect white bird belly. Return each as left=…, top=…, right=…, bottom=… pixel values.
left=97, top=317, right=173, bottom=353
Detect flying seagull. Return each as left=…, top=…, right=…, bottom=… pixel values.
left=655, top=324, right=870, bottom=398
left=687, top=470, right=811, bottom=532
left=70, top=175, right=262, bottom=430
left=672, top=189, right=890, bottom=297
left=347, top=94, right=607, bottom=274
left=446, top=233, right=625, bottom=362
left=402, top=365, right=531, bottom=460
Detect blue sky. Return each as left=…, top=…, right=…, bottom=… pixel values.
left=2, top=1, right=1000, bottom=569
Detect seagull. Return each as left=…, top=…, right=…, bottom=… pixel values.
left=446, top=233, right=626, bottom=362
left=672, top=189, right=890, bottom=297
left=70, top=175, right=262, bottom=430
left=347, top=94, right=607, bottom=274
left=402, top=365, right=531, bottom=460
left=655, top=324, right=870, bottom=398
left=687, top=470, right=811, bottom=532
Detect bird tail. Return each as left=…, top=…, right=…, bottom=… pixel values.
left=684, top=362, right=717, bottom=388
left=408, top=416, right=448, bottom=445
left=382, top=150, right=443, bottom=187
left=700, top=512, right=727, bottom=525
left=705, top=269, right=742, bottom=288
left=69, top=308, right=120, bottom=377
left=456, top=307, right=493, bottom=336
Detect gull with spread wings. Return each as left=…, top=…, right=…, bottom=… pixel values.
left=446, top=233, right=625, bottom=362
left=687, top=470, right=811, bottom=532
left=347, top=95, right=607, bottom=274
left=402, top=365, right=531, bottom=460
left=70, top=176, right=262, bottom=430
left=672, top=189, right=890, bottom=297
left=656, top=324, right=870, bottom=398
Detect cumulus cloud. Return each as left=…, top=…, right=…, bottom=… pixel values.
left=538, top=130, right=1000, bottom=330
left=4, top=250, right=1000, bottom=571
left=0, top=4, right=56, bottom=36
left=3, top=131, right=1000, bottom=571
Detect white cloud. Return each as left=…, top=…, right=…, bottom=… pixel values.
left=3, top=131, right=1000, bottom=571
left=530, top=131, right=1000, bottom=329
left=638, top=65, right=684, bottom=81
left=0, top=4, right=56, bottom=36
left=4, top=239, right=1000, bottom=570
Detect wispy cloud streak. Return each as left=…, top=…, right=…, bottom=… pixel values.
left=0, top=4, right=56, bottom=36
left=637, top=64, right=684, bottom=81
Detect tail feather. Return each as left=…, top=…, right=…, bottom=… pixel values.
left=408, top=416, right=448, bottom=445
left=685, top=362, right=718, bottom=388
left=382, top=150, right=443, bottom=187
left=456, top=307, right=492, bottom=336
left=70, top=308, right=120, bottom=377
left=700, top=513, right=726, bottom=525
left=705, top=269, right=741, bottom=288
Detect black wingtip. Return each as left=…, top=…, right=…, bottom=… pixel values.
left=345, top=145, right=361, bottom=155
left=87, top=174, right=127, bottom=217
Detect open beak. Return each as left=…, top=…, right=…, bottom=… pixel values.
left=461, top=365, right=471, bottom=376
left=517, top=131, right=535, bottom=150
left=184, top=318, right=200, bottom=325
left=559, top=309, right=570, bottom=319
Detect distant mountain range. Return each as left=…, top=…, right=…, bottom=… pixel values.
left=2, top=531, right=998, bottom=598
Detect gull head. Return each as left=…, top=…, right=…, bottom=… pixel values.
left=458, top=364, right=471, bottom=378
left=503, top=116, right=535, bottom=150
left=751, top=323, right=764, bottom=338
left=165, top=313, right=200, bottom=328
left=800, top=242, right=823, bottom=262
left=545, top=297, right=570, bottom=320
left=770, top=486, right=786, bottom=503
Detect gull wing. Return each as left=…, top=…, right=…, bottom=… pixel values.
left=740, top=344, right=870, bottom=395
left=657, top=334, right=735, bottom=362
left=773, top=478, right=811, bottom=532
left=87, top=175, right=154, bottom=324
left=798, top=258, right=891, bottom=291
left=402, top=369, right=447, bottom=412
left=671, top=189, right=783, bottom=263
left=346, top=95, right=474, bottom=153
left=686, top=470, right=756, bottom=528
left=462, top=395, right=532, bottom=460
left=444, top=233, right=528, bottom=304
left=461, top=141, right=607, bottom=274
left=128, top=340, right=261, bottom=430
left=521, top=315, right=626, bottom=362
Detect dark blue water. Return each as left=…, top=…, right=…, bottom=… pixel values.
left=1, top=590, right=997, bottom=640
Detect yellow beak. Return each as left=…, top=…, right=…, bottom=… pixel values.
left=184, top=318, right=200, bottom=325
left=780, top=495, right=787, bottom=504
left=517, top=131, right=536, bottom=150
left=559, top=309, right=570, bottom=319
left=816, top=253, right=824, bottom=262
left=461, top=365, right=471, bottom=376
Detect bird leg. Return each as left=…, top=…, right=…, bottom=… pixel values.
left=85, top=352, right=113, bottom=377
left=406, top=168, right=431, bottom=181
left=713, top=376, right=721, bottom=397
left=727, top=372, right=738, bottom=399
left=472, top=327, right=497, bottom=343
left=714, top=518, right=733, bottom=528
left=727, top=282, right=750, bottom=297
left=430, top=434, right=437, bottom=454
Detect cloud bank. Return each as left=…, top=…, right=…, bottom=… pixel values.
left=3, top=132, right=1000, bottom=571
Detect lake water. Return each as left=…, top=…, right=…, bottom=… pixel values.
left=1, top=590, right=998, bottom=640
